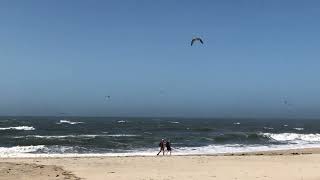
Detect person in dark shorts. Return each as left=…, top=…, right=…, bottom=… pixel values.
left=166, top=140, right=172, bottom=155
left=157, top=139, right=165, bottom=156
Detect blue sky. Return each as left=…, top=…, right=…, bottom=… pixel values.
left=0, top=0, right=320, bottom=118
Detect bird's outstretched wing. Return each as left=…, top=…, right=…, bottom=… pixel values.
left=199, top=38, right=204, bottom=44
left=191, top=39, right=195, bottom=46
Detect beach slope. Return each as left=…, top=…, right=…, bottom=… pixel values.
left=1, top=152, right=320, bottom=180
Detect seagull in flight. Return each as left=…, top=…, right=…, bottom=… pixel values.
left=191, top=37, right=204, bottom=46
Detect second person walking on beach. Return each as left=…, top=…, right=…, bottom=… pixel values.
left=166, top=140, right=172, bottom=155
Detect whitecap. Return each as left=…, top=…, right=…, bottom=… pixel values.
left=169, top=121, right=180, bottom=124
left=117, top=120, right=126, bottom=123
left=0, top=145, right=45, bottom=157
left=57, top=120, right=84, bottom=125
left=233, top=122, right=240, bottom=125
left=22, top=134, right=140, bottom=138
left=263, top=127, right=274, bottom=130
left=106, top=134, right=140, bottom=137
left=0, top=126, right=35, bottom=131
left=293, top=128, right=304, bottom=131
left=262, top=133, right=320, bottom=142
left=16, top=134, right=101, bottom=139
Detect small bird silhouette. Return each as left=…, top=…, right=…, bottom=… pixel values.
left=191, top=37, right=204, bottom=46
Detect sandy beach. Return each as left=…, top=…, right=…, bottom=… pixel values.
left=1, top=149, right=320, bottom=180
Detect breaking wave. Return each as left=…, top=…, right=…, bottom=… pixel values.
left=106, top=134, right=140, bottom=137
left=57, top=120, right=84, bottom=125
left=0, top=126, right=35, bottom=131
left=2, top=143, right=320, bottom=158
left=0, top=145, right=45, bottom=157
left=13, top=134, right=140, bottom=139
left=262, top=133, right=320, bottom=143
left=169, top=121, right=180, bottom=124
left=117, top=120, right=127, bottom=123
left=293, top=128, right=304, bottom=131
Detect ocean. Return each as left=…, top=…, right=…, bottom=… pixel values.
left=1, top=116, right=320, bottom=157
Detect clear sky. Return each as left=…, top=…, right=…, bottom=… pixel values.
left=1, top=0, right=320, bottom=118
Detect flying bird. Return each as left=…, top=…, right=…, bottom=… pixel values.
left=159, top=89, right=166, bottom=95
left=283, top=97, right=293, bottom=107
left=191, top=37, right=204, bottom=46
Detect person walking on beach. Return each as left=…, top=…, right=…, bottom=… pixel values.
left=166, top=140, right=172, bottom=155
left=157, top=139, right=165, bottom=156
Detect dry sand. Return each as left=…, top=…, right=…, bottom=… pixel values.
left=0, top=162, right=80, bottom=180
left=1, top=148, right=320, bottom=180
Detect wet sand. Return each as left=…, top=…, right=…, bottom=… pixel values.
left=1, top=148, right=320, bottom=180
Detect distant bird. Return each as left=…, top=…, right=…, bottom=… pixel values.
left=159, top=89, right=166, bottom=95
left=191, top=37, right=204, bottom=46
left=283, top=97, right=292, bottom=107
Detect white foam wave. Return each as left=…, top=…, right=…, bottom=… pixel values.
left=0, top=126, right=35, bottom=131
left=4, top=133, right=320, bottom=158
left=233, top=122, right=240, bottom=125
left=172, top=143, right=320, bottom=156
left=169, top=121, right=180, bottom=124
left=13, top=134, right=140, bottom=139
left=33, top=135, right=98, bottom=139
left=14, top=134, right=107, bottom=139
left=117, top=120, right=126, bottom=123
left=263, top=127, right=274, bottom=130
left=0, top=145, right=45, bottom=157
left=3, top=143, right=320, bottom=158
left=263, top=133, right=320, bottom=142
left=293, top=128, right=304, bottom=131
left=57, top=120, right=84, bottom=125
left=106, top=134, right=140, bottom=137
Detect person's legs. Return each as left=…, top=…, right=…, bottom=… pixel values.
left=157, top=148, right=165, bottom=155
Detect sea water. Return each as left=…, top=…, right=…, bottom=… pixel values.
left=0, top=116, right=320, bottom=157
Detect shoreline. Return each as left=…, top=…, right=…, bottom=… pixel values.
left=1, top=148, right=320, bottom=180
left=1, top=147, right=320, bottom=159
